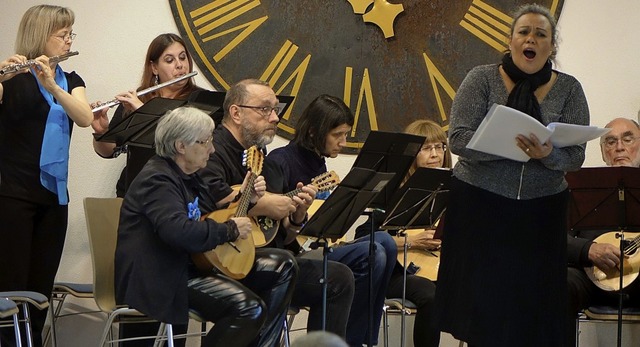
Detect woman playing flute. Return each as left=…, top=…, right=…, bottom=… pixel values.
left=0, top=5, right=92, bottom=346
left=91, top=33, right=202, bottom=197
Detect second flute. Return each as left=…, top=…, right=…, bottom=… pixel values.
left=91, top=71, right=198, bottom=112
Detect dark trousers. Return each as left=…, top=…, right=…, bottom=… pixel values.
left=120, top=248, right=297, bottom=347
left=290, top=255, right=354, bottom=339
left=329, top=232, right=396, bottom=346
left=0, top=196, right=68, bottom=347
left=387, top=273, right=440, bottom=347
left=566, top=267, right=640, bottom=347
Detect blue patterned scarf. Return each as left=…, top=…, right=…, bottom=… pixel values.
left=33, top=65, right=70, bottom=205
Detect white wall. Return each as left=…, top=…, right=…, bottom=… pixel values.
left=1, top=0, right=639, bottom=344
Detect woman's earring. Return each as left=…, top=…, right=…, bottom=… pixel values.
left=154, top=74, right=159, bottom=85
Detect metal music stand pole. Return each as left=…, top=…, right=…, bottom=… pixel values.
left=299, top=168, right=395, bottom=330
left=381, top=168, right=450, bottom=347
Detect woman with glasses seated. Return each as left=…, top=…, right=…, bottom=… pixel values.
left=91, top=33, right=203, bottom=197
left=354, top=119, right=452, bottom=347
left=115, top=106, right=298, bottom=347
left=0, top=5, right=93, bottom=346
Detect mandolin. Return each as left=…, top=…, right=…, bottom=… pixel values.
left=259, top=171, right=341, bottom=247
left=396, top=229, right=440, bottom=281
left=585, top=231, right=640, bottom=291
left=191, top=146, right=263, bottom=279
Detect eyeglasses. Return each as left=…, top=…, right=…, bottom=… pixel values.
left=195, top=136, right=213, bottom=146
left=602, top=135, right=637, bottom=149
left=52, top=32, right=77, bottom=42
left=237, top=105, right=280, bottom=118
left=422, top=143, right=447, bottom=153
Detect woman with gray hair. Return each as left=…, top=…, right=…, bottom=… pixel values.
left=114, top=106, right=298, bottom=346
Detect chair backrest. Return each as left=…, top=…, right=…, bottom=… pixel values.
left=84, top=197, right=123, bottom=313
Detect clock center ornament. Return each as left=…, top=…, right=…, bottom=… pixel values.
left=170, top=0, right=564, bottom=154
left=346, top=0, right=405, bottom=38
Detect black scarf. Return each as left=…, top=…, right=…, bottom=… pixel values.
left=501, top=53, right=552, bottom=123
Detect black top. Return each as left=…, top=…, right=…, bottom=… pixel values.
left=102, top=89, right=205, bottom=197
left=0, top=71, right=85, bottom=204
left=114, top=156, right=231, bottom=324
left=266, top=142, right=326, bottom=192
left=199, top=125, right=290, bottom=248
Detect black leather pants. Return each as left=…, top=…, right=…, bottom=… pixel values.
left=190, top=248, right=298, bottom=347
left=119, top=248, right=297, bottom=347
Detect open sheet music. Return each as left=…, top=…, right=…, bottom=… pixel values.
left=466, top=104, right=610, bottom=162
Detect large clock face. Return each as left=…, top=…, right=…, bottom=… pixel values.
left=170, top=0, right=563, bottom=153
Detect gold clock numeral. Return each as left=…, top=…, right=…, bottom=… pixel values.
left=549, top=0, right=561, bottom=15
left=459, top=0, right=511, bottom=52
left=189, top=0, right=267, bottom=62
left=259, top=40, right=311, bottom=133
left=422, top=53, right=455, bottom=128
left=344, top=67, right=378, bottom=147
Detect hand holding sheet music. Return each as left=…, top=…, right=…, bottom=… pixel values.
left=466, top=104, right=610, bottom=162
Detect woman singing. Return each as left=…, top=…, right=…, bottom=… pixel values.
left=434, top=4, right=589, bottom=347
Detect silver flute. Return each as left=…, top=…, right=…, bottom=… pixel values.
left=0, top=51, right=79, bottom=76
left=91, top=71, right=198, bottom=112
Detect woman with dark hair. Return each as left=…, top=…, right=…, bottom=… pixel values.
left=92, top=33, right=201, bottom=196
left=0, top=5, right=93, bottom=345
left=269, top=94, right=354, bottom=194
left=434, top=4, right=589, bottom=346
left=267, top=94, right=396, bottom=347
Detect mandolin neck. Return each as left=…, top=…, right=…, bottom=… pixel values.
left=235, top=174, right=256, bottom=217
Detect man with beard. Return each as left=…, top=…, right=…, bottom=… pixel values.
left=199, top=79, right=354, bottom=339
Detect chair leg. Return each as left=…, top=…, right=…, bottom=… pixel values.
left=165, top=323, right=174, bottom=347
left=281, top=313, right=297, bottom=347
left=19, top=302, right=34, bottom=347
left=202, top=321, right=207, bottom=344
left=382, top=304, right=389, bottom=347
left=281, top=318, right=290, bottom=347
left=12, top=310, right=23, bottom=347
left=575, top=314, right=580, bottom=347
left=45, top=292, right=67, bottom=347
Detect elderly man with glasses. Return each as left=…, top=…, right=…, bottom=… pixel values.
left=565, top=117, right=640, bottom=346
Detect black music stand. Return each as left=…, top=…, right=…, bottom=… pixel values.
left=566, top=166, right=640, bottom=347
left=299, top=167, right=395, bottom=330
left=187, top=90, right=226, bottom=125
left=95, top=97, right=188, bottom=191
left=351, top=130, right=425, bottom=346
left=381, top=167, right=451, bottom=347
